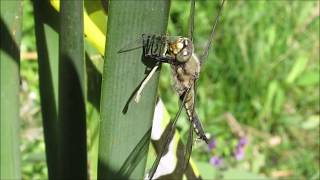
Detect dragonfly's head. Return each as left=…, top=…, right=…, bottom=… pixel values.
left=168, top=37, right=193, bottom=63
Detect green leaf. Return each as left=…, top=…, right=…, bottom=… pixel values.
left=274, top=86, right=285, bottom=114
left=84, top=0, right=107, bottom=34
left=0, top=0, right=22, bottom=179
left=98, top=0, right=170, bottom=179
left=33, top=0, right=59, bottom=178
left=286, top=55, right=308, bottom=84
left=259, top=80, right=278, bottom=120
left=296, top=70, right=320, bottom=86
left=58, top=0, right=87, bottom=178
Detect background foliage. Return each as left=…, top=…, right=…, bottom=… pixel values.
left=19, top=0, right=319, bottom=179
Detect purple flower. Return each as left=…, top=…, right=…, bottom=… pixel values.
left=208, top=138, right=216, bottom=150
left=210, top=156, right=223, bottom=167
left=234, top=136, right=248, bottom=161
left=234, top=146, right=245, bottom=160
left=238, top=137, right=247, bottom=147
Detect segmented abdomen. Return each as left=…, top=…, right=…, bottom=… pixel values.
left=181, top=88, right=209, bottom=144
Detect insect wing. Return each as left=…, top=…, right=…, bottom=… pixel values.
left=118, top=37, right=144, bottom=53
left=148, top=87, right=191, bottom=180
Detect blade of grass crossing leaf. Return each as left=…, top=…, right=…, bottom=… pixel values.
left=33, top=0, right=59, bottom=178
left=98, top=0, right=170, bottom=179
left=0, top=0, right=22, bottom=179
left=58, top=0, right=87, bottom=178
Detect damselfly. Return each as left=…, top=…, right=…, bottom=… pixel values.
left=119, top=0, right=225, bottom=179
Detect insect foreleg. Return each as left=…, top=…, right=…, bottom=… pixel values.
left=135, top=64, right=159, bottom=103
left=145, top=55, right=177, bottom=65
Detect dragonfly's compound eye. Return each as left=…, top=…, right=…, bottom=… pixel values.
left=176, top=42, right=184, bottom=50
left=167, top=37, right=194, bottom=63
left=176, top=39, right=193, bottom=63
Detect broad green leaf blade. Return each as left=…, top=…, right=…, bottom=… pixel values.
left=0, top=0, right=22, bottom=179
left=98, top=0, right=170, bottom=179
left=58, top=0, right=87, bottom=178
left=33, top=0, right=59, bottom=178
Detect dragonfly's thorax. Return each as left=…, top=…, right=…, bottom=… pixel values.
left=172, top=53, right=200, bottom=96
left=167, top=37, right=194, bottom=64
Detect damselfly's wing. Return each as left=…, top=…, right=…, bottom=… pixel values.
left=200, top=0, right=225, bottom=64
left=148, top=87, right=191, bottom=180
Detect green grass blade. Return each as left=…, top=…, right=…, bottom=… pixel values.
left=85, top=51, right=103, bottom=179
left=58, top=0, right=87, bottom=178
left=0, top=0, right=22, bottom=179
left=33, top=1, right=59, bottom=178
left=98, top=0, right=170, bottom=179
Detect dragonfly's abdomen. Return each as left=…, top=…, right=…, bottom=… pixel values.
left=172, top=53, right=208, bottom=143
left=183, top=91, right=209, bottom=144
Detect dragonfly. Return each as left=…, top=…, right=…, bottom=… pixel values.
left=119, top=0, right=225, bottom=179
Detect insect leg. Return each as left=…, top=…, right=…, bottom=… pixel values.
left=143, top=34, right=152, bottom=55
left=182, top=80, right=196, bottom=171
left=200, top=0, right=225, bottom=64
left=148, top=87, right=191, bottom=180
left=183, top=120, right=194, bottom=171
left=145, top=55, right=176, bottom=65
left=135, top=64, right=159, bottom=103
left=188, top=0, right=195, bottom=42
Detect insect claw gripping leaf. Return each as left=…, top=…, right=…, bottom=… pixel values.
left=200, top=0, right=225, bottom=64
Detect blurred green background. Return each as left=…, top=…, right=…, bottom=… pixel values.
left=20, top=0, right=319, bottom=179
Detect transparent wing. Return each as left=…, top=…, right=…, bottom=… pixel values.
left=188, top=0, right=195, bottom=42
left=148, top=87, right=191, bottom=180
left=200, top=0, right=225, bottom=64
left=118, top=36, right=144, bottom=53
